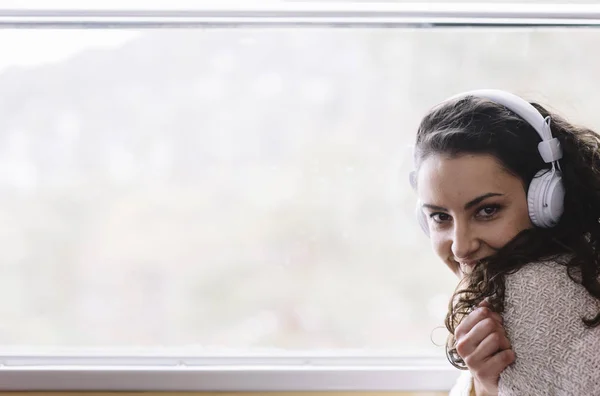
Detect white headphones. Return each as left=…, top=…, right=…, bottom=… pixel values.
left=411, top=89, right=565, bottom=237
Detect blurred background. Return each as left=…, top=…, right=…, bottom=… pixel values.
left=0, top=4, right=598, bottom=355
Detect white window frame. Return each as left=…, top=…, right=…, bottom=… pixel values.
left=0, top=1, right=599, bottom=27
left=0, top=0, right=597, bottom=391
left=0, top=353, right=459, bottom=391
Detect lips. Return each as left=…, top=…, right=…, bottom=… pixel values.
left=452, top=258, right=485, bottom=274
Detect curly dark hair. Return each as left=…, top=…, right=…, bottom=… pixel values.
left=413, top=95, right=600, bottom=369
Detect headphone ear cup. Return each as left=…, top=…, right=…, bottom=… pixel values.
left=527, top=169, right=565, bottom=228
left=416, top=203, right=430, bottom=237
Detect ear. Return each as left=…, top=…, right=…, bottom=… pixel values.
left=409, top=170, right=417, bottom=190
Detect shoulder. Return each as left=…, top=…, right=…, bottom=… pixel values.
left=502, top=254, right=600, bottom=360
left=504, top=255, right=595, bottom=310
left=499, top=256, right=600, bottom=394
left=504, top=258, right=566, bottom=296
left=505, top=256, right=567, bottom=284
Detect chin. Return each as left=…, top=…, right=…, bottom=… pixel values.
left=459, top=265, right=473, bottom=276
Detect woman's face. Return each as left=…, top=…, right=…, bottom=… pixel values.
left=416, top=153, right=533, bottom=277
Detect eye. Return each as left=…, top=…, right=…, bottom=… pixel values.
left=430, top=212, right=452, bottom=224
left=475, top=204, right=501, bottom=219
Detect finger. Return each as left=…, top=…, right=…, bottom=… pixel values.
left=477, top=349, right=516, bottom=380
left=468, top=331, right=511, bottom=366
left=456, top=306, right=491, bottom=339
left=470, top=317, right=505, bottom=344
left=478, top=299, right=491, bottom=308
left=457, top=317, right=502, bottom=357
left=489, top=311, right=503, bottom=325
left=477, top=300, right=503, bottom=324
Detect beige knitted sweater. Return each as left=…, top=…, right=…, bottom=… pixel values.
left=450, top=259, right=600, bottom=395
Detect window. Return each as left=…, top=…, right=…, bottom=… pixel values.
left=0, top=1, right=598, bottom=391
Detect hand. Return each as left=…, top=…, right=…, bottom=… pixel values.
left=455, top=300, right=515, bottom=396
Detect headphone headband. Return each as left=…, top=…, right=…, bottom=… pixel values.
left=447, top=89, right=562, bottom=163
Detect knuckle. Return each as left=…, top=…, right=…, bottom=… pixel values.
left=455, top=338, right=469, bottom=357
left=463, top=354, right=476, bottom=368
left=474, top=307, right=489, bottom=322
left=503, top=350, right=516, bottom=364
left=488, top=331, right=501, bottom=345
left=455, top=320, right=468, bottom=336
left=455, top=325, right=465, bottom=340
left=491, top=313, right=504, bottom=323
left=481, top=317, right=497, bottom=332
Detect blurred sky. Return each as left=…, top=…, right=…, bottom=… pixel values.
left=0, top=30, right=140, bottom=73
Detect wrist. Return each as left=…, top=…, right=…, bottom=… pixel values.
left=473, top=377, right=497, bottom=396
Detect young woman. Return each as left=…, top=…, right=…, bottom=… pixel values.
left=410, top=90, right=600, bottom=395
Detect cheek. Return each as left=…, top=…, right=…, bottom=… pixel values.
left=431, top=235, right=445, bottom=258
left=430, top=232, right=454, bottom=267
left=482, top=228, right=514, bottom=250
left=482, top=215, right=532, bottom=249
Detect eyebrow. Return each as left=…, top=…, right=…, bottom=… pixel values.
left=422, top=193, right=504, bottom=212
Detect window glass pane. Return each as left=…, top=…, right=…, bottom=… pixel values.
left=0, top=27, right=597, bottom=355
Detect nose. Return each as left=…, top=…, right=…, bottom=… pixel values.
left=451, top=220, right=480, bottom=260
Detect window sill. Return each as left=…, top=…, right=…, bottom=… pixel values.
left=0, top=356, right=459, bottom=391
